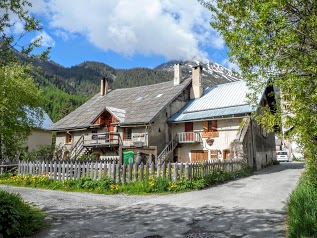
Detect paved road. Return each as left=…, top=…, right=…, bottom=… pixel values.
left=0, top=162, right=304, bottom=238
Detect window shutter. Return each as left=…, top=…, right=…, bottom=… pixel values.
left=203, top=121, right=208, bottom=132
left=212, top=120, right=217, bottom=131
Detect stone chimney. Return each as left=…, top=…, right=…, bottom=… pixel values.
left=190, top=65, right=203, bottom=99
left=100, top=77, right=105, bottom=96
left=174, top=63, right=182, bottom=86
left=105, top=78, right=109, bottom=95
left=100, top=77, right=109, bottom=96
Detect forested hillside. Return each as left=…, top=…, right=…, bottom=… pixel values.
left=29, top=57, right=239, bottom=123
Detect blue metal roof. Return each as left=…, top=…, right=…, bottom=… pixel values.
left=168, top=81, right=258, bottom=122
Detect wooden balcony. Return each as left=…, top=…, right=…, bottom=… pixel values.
left=83, top=132, right=122, bottom=148
left=178, top=132, right=202, bottom=143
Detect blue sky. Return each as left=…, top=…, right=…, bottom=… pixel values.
left=11, top=0, right=234, bottom=69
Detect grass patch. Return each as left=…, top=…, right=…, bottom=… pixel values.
left=287, top=171, right=317, bottom=238
left=0, top=190, right=46, bottom=237
left=0, top=167, right=254, bottom=195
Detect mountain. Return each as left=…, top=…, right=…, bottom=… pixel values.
left=25, top=57, right=241, bottom=122
left=155, top=60, right=241, bottom=87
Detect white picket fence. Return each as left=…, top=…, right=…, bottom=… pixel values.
left=18, top=159, right=246, bottom=183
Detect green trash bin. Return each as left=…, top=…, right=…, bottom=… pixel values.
left=123, top=150, right=134, bottom=164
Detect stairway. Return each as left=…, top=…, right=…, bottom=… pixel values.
left=157, top=135, right=178, bottom=163
left=69, top=134, right=85, bottom=160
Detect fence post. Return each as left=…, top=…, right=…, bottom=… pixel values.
left=98, top=162, right=102, bottom=179
left=185, top=163, right=189, bottom=180
left=150, top=162, right=155, bottom=177
left=162, top=162, right=166, bottom=178
left=157, top=163, right=161, bottom=178
left=172, top=163, right=178, bottom=182
left=140, top=162, right=144, bottom=181
left=134, top=163, right=138, bottom=181
left=0, top=161, right=4, bottom=175
left=61, top=161, right=65, bottom=181
left=180, top=163, right=184, bottom=180
left=128, top=163, right=133, bottom=182
left=116, top=163, right=121, bottom=183
left=112, top=163, right=116, bottom=182
left=122, top=164, right=127, bottom=184
left=145, top=163, right=149, bottom=178
left=167, top=162, right=171, bottom=180
left=93, top=162, right=97, bottom=180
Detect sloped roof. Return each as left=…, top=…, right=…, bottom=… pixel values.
left=50, top=78, right=191, bottom=131
left=27, top=108, right=53, bottom=130
left=168, top=81, right=258, bottom=122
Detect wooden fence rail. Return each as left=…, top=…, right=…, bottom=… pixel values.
left=17, top=159, right=246, bottom=183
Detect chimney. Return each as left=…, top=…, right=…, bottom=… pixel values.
left=190, top=65, right=203, bottom=99
left=174, top=63, right=182, bottom=86
left=100, top=77, right=105, bottom=96
left=105, top=78, right=109, bottom=95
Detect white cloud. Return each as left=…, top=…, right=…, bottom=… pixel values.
left=29, top=0, right=225, bottom=61
left=32, top=31, right=55, bottom=47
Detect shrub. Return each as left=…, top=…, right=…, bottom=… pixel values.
left=0, top=190, right=45, bottom=237
left=287, top=172, right=317, bottom=238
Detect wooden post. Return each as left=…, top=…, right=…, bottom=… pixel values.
left=134, top=163, right=138, bottom=181
left=93, top=162, right=97, bottom=180
left=61, top=162, right=65, bottom=181
left=157, top=163, right=161, bottom=178
left=162, top=162, right=166, bottom=178
left=185, top=163, right=189, bottom=180
left=140, top=162, right=144, bottom=181
left=111, top=163, right=116, bottom=182
left=128, top=163, right=133, bottom=182
left=122, top=164, right=127, bottom=184
left=53, top=161, right=57, bottom=180
left=145, top=163, right=149, bottom=178
left=116, top=163, right=121, bottom=183
left=180, top=163, right=184, bottom=180
left=172, top=163, right=178, bottom=182
left=57, top=161, right=61, bottom=181
left=150, top=162, right=155, bottom=177
left=167, top=162, right=172, bottom=180
left=98, top=162, right=102, bottom=179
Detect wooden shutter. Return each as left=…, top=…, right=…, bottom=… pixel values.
left=203, top=121, right=208, bottom=132
left=212, top=120, right=217, bottom=131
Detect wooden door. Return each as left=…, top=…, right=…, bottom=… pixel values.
left=191, top=150, right=208, bottom=162
left=185, top=122, right=193, bottom=141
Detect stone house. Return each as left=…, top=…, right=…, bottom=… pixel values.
left=50, top=64, right=276, bottom=168
left=168, top=66, right=277, bottom=169
left=49, top=66, right=193, bottom=162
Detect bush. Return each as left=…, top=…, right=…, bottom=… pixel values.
left=288, top=172, right=317, bottom=238
left=0, top=190, right=45, bottom=237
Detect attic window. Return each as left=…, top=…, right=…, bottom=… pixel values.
left=156, top=94, right=163, bottom=98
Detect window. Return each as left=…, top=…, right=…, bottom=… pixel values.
left=204, top=120, right=217, bottom=132
left=66, top=131, right=72, bottom=144
left=123, top=128, right=132, bottom=140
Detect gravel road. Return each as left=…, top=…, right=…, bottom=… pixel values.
left=0, top=162, right=304, bottom=238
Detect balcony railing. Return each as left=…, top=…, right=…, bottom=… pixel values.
left=178, top=132, right=202, bottom=143
left=83, top=132, right=122, bottom=147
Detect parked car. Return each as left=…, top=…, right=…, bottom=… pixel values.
left=276, top=150, right=289, bottom=162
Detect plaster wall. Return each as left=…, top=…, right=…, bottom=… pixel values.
left=26, top=129, right=52, bottom=151
left=171, top=118, right=242, bottom=162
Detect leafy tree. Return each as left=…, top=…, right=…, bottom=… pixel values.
left=0, top=0, right=48, bottom=159
left=200, top=0, right=317, bottom=171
